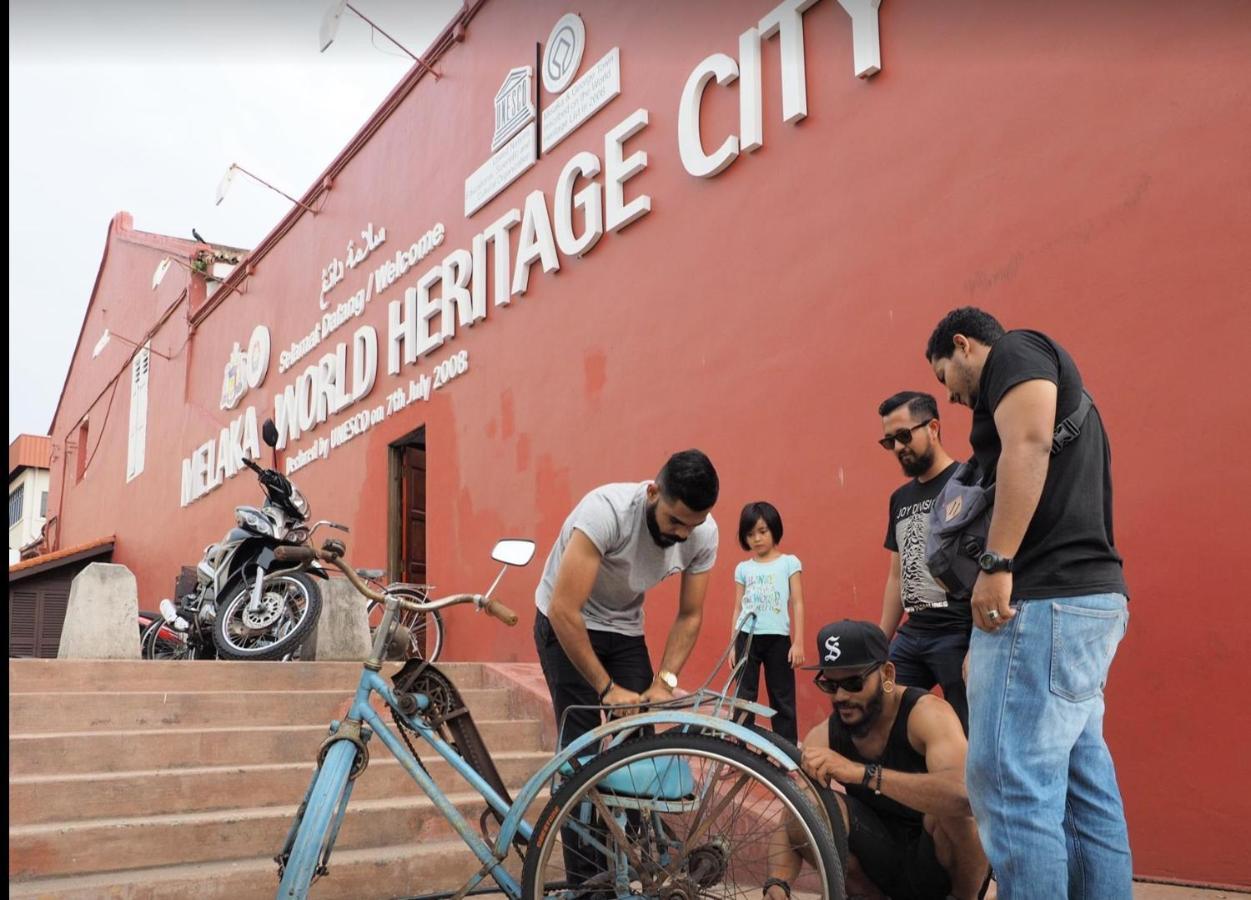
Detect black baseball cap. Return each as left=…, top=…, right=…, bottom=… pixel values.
left=801, top=620, right=890, bottom=671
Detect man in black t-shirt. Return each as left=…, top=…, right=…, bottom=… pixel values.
left=877, top=391, right=972, bottom=731
left=925, top=307, right=1131, bottom=899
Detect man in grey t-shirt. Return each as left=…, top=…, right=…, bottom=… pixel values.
left=533, top=449, right=720, bottom=747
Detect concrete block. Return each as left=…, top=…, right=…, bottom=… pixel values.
left=57, top=563, right=140, bottom=659
left=302, top=576, right=371, bottom=660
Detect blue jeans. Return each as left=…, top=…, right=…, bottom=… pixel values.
left=966, top=593, right=1131, bottom=900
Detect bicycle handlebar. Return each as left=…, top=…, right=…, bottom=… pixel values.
left=273, top=544, right=517, bottom=625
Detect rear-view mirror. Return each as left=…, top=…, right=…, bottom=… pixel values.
left=492, top=539, right=535, bottom=567
left=262, top=419, right=280, bottom=448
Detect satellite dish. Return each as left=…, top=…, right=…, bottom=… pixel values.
left=215, top=165, right=237, bottom=206
left=320, top=0, right=348, bottom=53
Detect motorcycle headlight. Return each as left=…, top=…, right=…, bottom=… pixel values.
left=285, top=526, right=310, bottom=544
left=289, top=489, right=309, bottom=518
left=235, top=507, right=274, bottom=537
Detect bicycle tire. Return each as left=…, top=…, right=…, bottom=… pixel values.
left=521, top=731, right=846, bottom=899
left=140, top=618, right=193, bottom=660
left=276, top=739, right=356, bottom=899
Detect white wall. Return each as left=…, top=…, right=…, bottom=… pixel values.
left=9, top=467, right=50, bottom=562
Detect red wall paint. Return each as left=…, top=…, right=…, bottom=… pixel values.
left=49, top=1, right=1251, bottom=885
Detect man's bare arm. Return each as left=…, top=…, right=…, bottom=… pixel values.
left=880, top=552, right=903, bottom=639
left=546, top=530, right=614, bottom=695
left=642, top=569, right=710, bottom=701
left=986, top=379, right=1057, bottom=558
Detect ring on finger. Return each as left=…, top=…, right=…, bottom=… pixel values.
left=987, top=609, right=1000, bottom=621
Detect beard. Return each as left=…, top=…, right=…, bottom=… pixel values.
left=646, top=501, right=683, bottom=548
left=898, top=444, right=934, bottom=478
left=835, top=687, right=885, bottom=737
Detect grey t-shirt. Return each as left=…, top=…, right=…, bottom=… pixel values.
left=534, top=482, right=719, bottom=636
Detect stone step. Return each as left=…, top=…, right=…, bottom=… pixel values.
left=10, top=751, right=550, bottom=825
left=9, top=789, right=548, bottom=879
left=9, top=719, right=544, bottom=776
left=8, top=840, right=523, bottom=899
left=7, top=659, right=488, bottom=693
left=7, top=687, right=510, bottom=732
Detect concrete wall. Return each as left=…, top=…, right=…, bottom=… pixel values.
left=46, top=0, right=1251, bottom=885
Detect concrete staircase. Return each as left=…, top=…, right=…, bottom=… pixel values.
left=8, top=658, right=554, bottom=899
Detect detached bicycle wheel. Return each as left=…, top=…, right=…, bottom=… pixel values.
left=522, top=732, right=845, bottom=899
left=371, top=587, right=444, bottom=661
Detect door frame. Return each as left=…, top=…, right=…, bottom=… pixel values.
left=387, top=426, right=426, bottom=583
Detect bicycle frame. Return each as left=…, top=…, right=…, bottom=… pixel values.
left=279, top=593, right=801, bottom=899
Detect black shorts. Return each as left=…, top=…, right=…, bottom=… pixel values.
left=821, top=789, right=951, bottom=900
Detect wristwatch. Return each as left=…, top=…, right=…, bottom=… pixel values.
left=657, top=670, right=678, bottom=691
left=977, top=551, right=1013, bottom=574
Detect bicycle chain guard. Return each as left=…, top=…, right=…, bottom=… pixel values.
left=391, top=659, right=527, bottom=849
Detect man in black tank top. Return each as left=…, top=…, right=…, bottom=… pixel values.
left=764, top=621, right=988, bottom=900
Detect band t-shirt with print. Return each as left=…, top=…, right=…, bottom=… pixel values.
left=734, top=554, right=802, bottom=637
left=884, top=462, right=971, bottom=634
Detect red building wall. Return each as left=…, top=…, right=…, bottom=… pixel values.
left=49, top=0, right=1251, bottom=886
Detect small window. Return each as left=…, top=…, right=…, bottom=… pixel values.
left=127, top=346, right=150, bottom=482
left=75, top=420, right=90, bottom=483
left=40, top=491, right=48, bottom=517
left=8, top=485, right=24, bottom=528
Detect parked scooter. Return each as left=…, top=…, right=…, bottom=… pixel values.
left=141, top=419, right=345, bottom=661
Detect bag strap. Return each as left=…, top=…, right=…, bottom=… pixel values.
left=1051, top=389, right=1094, bottom=455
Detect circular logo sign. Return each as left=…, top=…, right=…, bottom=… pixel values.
left=245, top=324, right=270, bottom=390
left=542, top=13, right=585, bottom=94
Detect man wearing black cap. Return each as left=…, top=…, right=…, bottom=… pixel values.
left=763, top=620, right=988, bottom=900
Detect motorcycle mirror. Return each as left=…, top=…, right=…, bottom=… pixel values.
left=491, top=539, right=535, bottom=567
left=262, top=419, right=279, bottom=448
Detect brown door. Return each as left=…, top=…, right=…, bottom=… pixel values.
left=403, top=446, right=426, bottom=584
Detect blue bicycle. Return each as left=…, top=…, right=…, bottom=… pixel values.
left=273, top=539, right=843, bottom=899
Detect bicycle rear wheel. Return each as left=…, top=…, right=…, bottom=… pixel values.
left=521, top=731, right=845, bottom=899
left=276, top=739, right=356, bottom=898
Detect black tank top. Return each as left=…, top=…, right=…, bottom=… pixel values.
left=827, top=687, right=929, bottom=826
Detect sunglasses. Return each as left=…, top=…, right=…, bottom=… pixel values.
left=878, top=420, right=934, bottom=450
left=813, top=663, right=882, bottom=694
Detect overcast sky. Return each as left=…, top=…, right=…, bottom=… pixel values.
left=8, top=0, right=462, bottom=443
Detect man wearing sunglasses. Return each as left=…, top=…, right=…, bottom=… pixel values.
left=877, top=391, right=971, bottom=732
left=763, top=620, right=988, bottom=900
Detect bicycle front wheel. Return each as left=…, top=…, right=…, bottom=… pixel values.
left=521, top=732, right=845, bottom=899
left=276, top=739, right=356, bottom=898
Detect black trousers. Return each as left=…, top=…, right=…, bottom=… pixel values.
left=534, top=611, right=655, bottom=748
left=734, top=632, right=798, bottom=744
left=534, top=611, right=655, bottom=886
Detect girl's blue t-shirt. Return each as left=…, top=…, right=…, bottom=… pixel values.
left=734, top=554, right=803, bottom=636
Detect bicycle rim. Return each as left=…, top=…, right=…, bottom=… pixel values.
left=523, top=732, right=843, bottom=899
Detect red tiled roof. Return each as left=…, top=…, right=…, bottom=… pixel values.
left=8, top=535, right=115, bottom=577
left=9, top=435, right=52, bottom=478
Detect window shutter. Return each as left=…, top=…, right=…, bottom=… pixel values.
left=127, top=346, right=150, bottom=481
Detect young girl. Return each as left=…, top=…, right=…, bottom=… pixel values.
left=729, top=500, right=804, bottom=744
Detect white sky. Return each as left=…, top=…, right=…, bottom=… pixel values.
left=7, top=0, right=463, bottom=443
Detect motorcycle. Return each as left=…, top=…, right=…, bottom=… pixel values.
left=141, top=419, right=346, bottom=661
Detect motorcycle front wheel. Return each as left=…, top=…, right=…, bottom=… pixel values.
left=212, top=571, right=321, bottom=661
